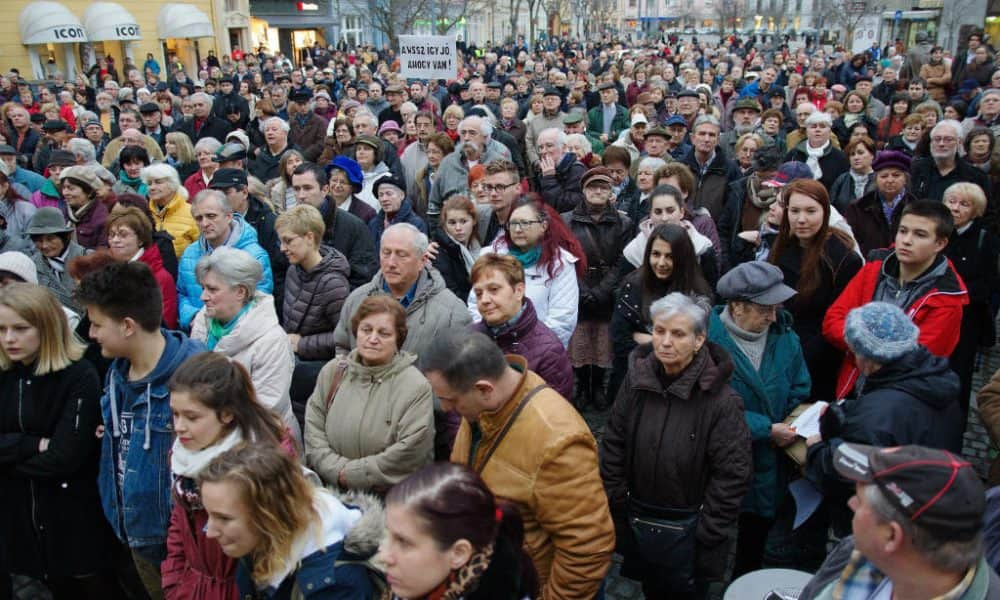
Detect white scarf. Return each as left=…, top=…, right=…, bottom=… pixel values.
left=170, top=427, right=244, bottom=478
left=805, top=141, right=829, bottom=180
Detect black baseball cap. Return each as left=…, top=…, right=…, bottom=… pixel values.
left=139, top=102, right=161, bottom=114
left=42, top=120, right=69, bottom=132
left=834, top=443, right=985, bottom=540
left=209, top=168, right=248, bottom=189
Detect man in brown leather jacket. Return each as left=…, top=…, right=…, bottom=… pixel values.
left=422, top=331, right=615, bottom=599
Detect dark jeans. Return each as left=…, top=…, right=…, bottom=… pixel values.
left=734, top=513, right=775, bottom=577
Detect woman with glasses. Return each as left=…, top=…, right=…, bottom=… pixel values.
left=471, top=194, right=587, bottom=348
left=106, top=206, right=179, bottom=329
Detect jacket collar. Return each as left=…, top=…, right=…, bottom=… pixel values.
left=477, top=355, right=531, bottom=440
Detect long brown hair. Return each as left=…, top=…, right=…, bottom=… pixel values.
left=169, top=352, right=285, bottom=448
left=769, top=179, right=855, bottom=302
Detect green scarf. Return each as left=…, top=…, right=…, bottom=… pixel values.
left=205, top=301, right=254, bottom=350
left=41, top=178, right=60, bottom=198
left=119, top=173, right=148, bottom=196
left=508, top=244, right=541, bottom=269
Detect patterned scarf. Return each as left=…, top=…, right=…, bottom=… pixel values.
left=385, top=544, right=494, bottom=600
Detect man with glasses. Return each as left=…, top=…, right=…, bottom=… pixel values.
left=477, top=159, right=522, bottom=246
left=911, top=120, right=991, bottom=204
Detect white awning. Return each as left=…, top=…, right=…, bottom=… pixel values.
left=18, top=2, right=88, bottom=45
left=83, top=3, right=141, bottom=41
left=158, top=3, right=214, bottom=39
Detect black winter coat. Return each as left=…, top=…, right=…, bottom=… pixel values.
left=785, top=143, right=851, bottom=192
left=177, top=115, right=232, bottom=145
left=282, top=245, right=351, bottom=361
left=0, top=359, right=117, bottom=578
left=680, top=146, right=740, bottom=222
left=321, top=203, right=378, bottom=290
left=431, top=229, right=475, bottom=301
left=806, top=346, right=964, bottom=533
left=246, top=195, right=288, bottom=314
left=538, top=154, right=586, bottom=213
left=911, top=157, right=993, bottom=205
left=771, top=235, right=863, bottom=401
left=561, top=203, right=632, bottom=321
left=601, top=342, right=752, bottom=579
left=843, top=189, right=916, bottom=258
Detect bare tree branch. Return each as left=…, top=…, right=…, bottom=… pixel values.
left=817, top=0, right=886, bottom=43
left=348, top=0, right=433, bottom=47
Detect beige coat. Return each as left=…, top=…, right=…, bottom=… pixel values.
left=190, top=293, right=300, bottom=443
left=304, top=349, right=434, bottom=493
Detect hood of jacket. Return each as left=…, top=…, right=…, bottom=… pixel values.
left=296, top=244, right=350, bottom=283
left=861, top=345, right=960, bottom=411
left=877, top=251, right=968, bottom=306
left=110, top=328, right=204, bottom=390
left=330, top=488, right=386, bottom=559
left=198, top=212, right=260, bottom=254
left=345, top=347, right=418, bottom=381
left=205, top=292, right=281, bottom=353
left=371, top=265, right=449, bottom=315
left=628, top=339, right=734, bottom=399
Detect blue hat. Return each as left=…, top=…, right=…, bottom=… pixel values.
left=325, top=156, right=363, bottom=192
left=763, top=161, right=814, bottom=187
left=844, top=302, right=919, bottom=363
left=664, top=114, right=688, bottom=128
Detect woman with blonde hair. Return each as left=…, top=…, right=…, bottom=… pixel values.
left=164, top=131, right=198, bottom=182
left=198, top=444, right=380, bottom=599
left=0, top=283, right=119, bottom=598
left=268, top=149, right=305, bottom=212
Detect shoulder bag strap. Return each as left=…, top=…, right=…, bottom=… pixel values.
left=472, top=383, right=548, bottom=474
left=324, top=360, right=349, bottom=410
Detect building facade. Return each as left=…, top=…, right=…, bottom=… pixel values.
left=1, top=0, right=224, bottom=81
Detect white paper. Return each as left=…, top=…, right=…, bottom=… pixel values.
left=789, top=478, right=823, bottom=529
left=789, top=401, right=828, bottom=439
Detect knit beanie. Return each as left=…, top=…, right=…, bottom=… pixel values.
left=0, top=251, right=38, bottom=284
left=844, top=302, right=919, bottom=363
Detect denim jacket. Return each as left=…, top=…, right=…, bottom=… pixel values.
left=98, top=329, right=206, bottom=548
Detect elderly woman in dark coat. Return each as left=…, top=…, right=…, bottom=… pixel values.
left=601, top=292, right=752, bottom=599
left=562, top=166, right=632, bottom=409
left=943, top=182, right=1000, bottom=411
left=843, top=149, right=916, bottom=258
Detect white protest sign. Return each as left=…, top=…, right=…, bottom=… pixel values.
left=852, top=15, right=881, bottom=55
left=399, top=35, right=457, bottom=79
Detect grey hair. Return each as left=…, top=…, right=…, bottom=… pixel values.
left=382, top=223, right=429, bottom=255
left=191, top=189, right=233, bottom=214
left=638, top=156, right=668, bottom=173
left=460, top=115, right=494, bottom=137
left=353, top=110, right=378, bottom=127
left=262, top=116, right=290, bottom=133
left=190, top=92, right=214, bottom=108
left=649, top=292, right=712, bottom=337
left=140, top=163, right=181, bottom=189
left=538, top=127, right=567, bottom=149
left=693, top=115, right=721, bottom=132
left=66, top=138, right=96, bottom=164
left=471, top=104, right=498, bottom=126
left=565, top=133, right=592, bottom=155
left=194, top=137, right=223, bottom=154
left=931, top=119, right=964, bottom=143
left=864, top=484, right=982, bottom=573
left=194, top=246, right=263, bottom=299
left=805, top=111, right=833, bottom=127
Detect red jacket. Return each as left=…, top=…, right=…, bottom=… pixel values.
left=161, top=435, right=296, bottom=600
left=139, top=243, right=179, bottom=330
left=822, top=253, right=968, bottom=399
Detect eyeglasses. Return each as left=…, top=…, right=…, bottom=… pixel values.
left=482, top=182, right=518, bottom=193
left=508, top=219, right=543, bottom=230
left=931, top=136, right=957, bottom=144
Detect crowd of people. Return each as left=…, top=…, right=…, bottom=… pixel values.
left=2, top=26, right=1000, bottom=600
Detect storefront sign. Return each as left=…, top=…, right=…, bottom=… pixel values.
left=398, top=35, right=457, bottom=79
left=53, top=26, right=86, bottom=40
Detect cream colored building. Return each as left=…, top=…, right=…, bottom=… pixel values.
left=0, top=0, right=248, bottom=82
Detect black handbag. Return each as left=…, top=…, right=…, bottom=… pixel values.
left=624, top=393, right=701, bottom=591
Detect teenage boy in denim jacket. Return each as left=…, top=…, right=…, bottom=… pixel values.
left=75, top=261, right=205, bottom=599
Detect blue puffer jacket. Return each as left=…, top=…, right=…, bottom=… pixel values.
left=98, top=329, right=206, bottom=549
left=176, top=213, right=274, bottom=328
left=707, top=307, right=811, bottom=518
